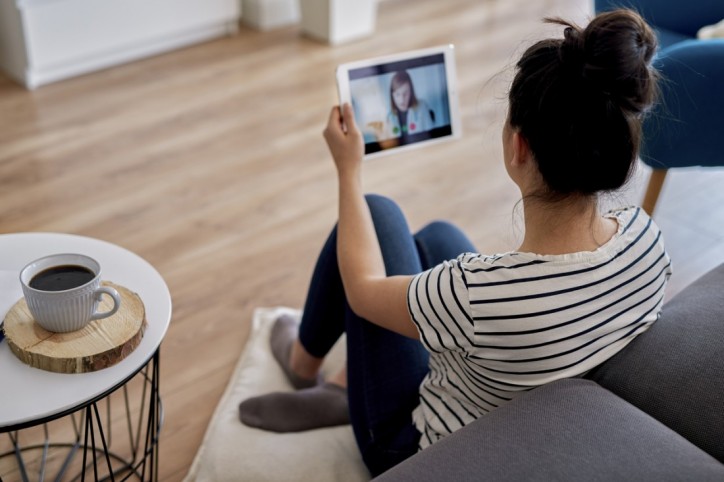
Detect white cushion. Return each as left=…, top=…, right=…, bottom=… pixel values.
left=183, top=307, right=370, bottom=482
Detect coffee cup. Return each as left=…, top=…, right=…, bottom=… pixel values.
left=20, top=253, right=121, bottom=333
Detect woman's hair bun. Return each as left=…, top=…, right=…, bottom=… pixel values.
left=507, top=8, right=661, bottom=198
left=549, top=9, right=658, bottom=114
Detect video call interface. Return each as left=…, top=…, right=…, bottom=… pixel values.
left=347, top=53, right=453, bottom=155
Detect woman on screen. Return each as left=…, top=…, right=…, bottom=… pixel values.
left=239, top=9, right=671, bottom=478
left=370, top=70, right=434, bottom=146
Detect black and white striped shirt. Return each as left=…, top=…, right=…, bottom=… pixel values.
left=407, top=206, right=672, bottom=449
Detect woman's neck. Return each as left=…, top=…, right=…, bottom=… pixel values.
left=517, top=196, right=617, bottom=256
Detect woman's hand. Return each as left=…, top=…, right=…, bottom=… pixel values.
left=323, top=103, right=364, bottom=177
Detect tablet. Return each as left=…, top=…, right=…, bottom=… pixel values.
left=336, top=44, right=461, bottom=160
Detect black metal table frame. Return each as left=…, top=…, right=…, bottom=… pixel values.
left=0, top=349, right=162, bottom=482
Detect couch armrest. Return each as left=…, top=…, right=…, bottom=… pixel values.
left=587, top=263, right=724, bottom=463
left=374, top=379, right=724, bottom=482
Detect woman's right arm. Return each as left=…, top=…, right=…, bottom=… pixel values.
left=323, top=104, right=419, bottom=340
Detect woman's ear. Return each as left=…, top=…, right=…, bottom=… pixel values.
left=510, top=131, right=532, bottom=168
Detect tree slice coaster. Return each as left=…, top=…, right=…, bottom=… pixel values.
left=3, top=282, right=146, bottom=373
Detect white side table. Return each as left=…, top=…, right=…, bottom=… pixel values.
left=0, top=233, right=172, bottom=481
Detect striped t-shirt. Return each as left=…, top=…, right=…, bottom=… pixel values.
left=407, top=206, right=672, bottom=449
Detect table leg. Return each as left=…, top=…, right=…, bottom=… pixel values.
left=1, top=350, right=163, bottom=482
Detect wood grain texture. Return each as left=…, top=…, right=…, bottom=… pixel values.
left=2, top=0, right=724, bottom=480
left=4, top=282, right=146, bottom=373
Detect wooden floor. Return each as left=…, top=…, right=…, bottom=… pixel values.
left=1, top=0, right=723, bottom=480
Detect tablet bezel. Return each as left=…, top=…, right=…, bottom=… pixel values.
left=336, top=44, right=461, bottom=160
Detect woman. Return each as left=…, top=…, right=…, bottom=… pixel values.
left=240, top=9, right=672, bottom=477
left=369, top=70, right=434, bottom=146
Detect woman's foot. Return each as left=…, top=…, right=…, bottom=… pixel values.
left=239, top=383, right=350, bottom=432
left=271, top=314, right=321, bottom=389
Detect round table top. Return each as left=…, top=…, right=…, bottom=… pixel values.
left=0, top=233, right=172, bottom=429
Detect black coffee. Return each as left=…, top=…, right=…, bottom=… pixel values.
left=29, top=265, right=95, bottom=291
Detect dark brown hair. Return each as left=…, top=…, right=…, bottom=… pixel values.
left=508, top=9, right=659, bottom=199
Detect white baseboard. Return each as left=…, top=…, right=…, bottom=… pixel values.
left=24, top=22, right=238, bottom=89
left=0, top=0, right=242, bottom=89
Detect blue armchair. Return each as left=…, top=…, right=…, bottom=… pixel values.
left=595, top=0, right=724, bottom=215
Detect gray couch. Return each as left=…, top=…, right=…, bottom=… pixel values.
left=376, top=264, right=724, bottom=481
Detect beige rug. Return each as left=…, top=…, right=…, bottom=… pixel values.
left=183, top=307, right=370, bottom=482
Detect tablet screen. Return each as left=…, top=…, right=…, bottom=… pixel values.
left=337, top=45, right=460, bottom=159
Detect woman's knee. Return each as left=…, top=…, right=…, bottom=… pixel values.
left=365, top=193, right=400, bottom=214
left=415, top=220, right=476, bottom=267
left=419, top=220, right=461, bottom=236
left=364, top=193, right=411, bottom=235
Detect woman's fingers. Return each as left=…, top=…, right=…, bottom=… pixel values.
left=341, top=103, right=358, bottom=131
left=323, top=104, right=364, bottom=170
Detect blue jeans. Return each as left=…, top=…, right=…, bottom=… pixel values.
left=298, top=194, right=476, bottom=476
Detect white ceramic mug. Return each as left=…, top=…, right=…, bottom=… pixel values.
left=20, top=253, right=121, bottom=333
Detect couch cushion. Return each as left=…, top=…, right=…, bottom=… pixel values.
left=374, top=378, right=724, bottom=482
left=586, top=263, right=724, bottom=462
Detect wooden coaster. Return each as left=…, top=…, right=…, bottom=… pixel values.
left=3, top=282, right=147, bottom=373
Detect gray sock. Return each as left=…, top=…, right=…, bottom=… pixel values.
left=239, top=383, right=350, bottom=433
left=271, top=314, right=319, bottom=389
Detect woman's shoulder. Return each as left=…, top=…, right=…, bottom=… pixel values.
left=415, top=97, right=431, bottom=108
left=604, top=205, right=659, bottom=238
left=453, top=251, right=546, bottom=274
left=605, top=205, right=643, bottom=221
left=422, top=252, right=537, bottom=280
